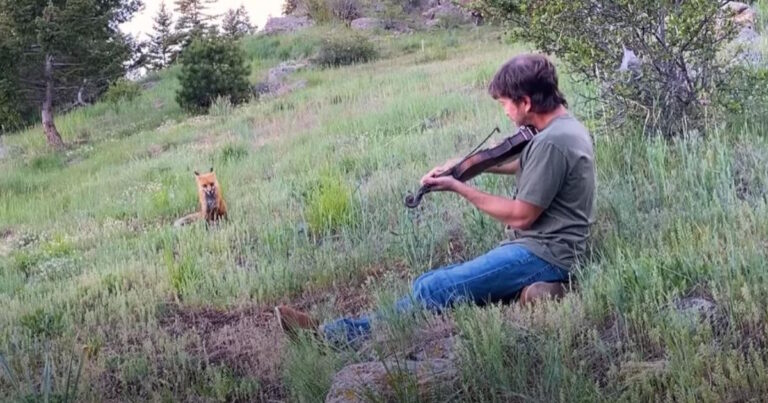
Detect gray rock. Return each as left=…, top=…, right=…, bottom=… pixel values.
left=723, top=2, right=756, bottom=29
left=325, top=359, right=457, bottom=403
left=350, top=17, right=385, bottom=31
left=730, top=27, right=763, bottom=67
left=262, top=16, right=313, bottom=35
left=675, top=297, right=716, bottom=321
left=260, top=60, right=309, bottom=97
left=407, top=336, right=456, bottom=361
left=421, top=4, right=471, bottom=24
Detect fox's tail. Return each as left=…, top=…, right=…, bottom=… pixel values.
left=173, top=212, right=203, bottom=227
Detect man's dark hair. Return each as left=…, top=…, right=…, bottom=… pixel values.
left=488, top=54, right=568, bottom=113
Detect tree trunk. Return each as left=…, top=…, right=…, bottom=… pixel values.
left=42, top=53, right=65, bottom=150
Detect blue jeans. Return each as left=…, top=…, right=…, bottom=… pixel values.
left=322, top=244, right=570, bottom=344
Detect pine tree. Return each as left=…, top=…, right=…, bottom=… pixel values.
left=147, top=1, right=178, bottom=70
left=0, top=0, right=140, bottom=147
left=221, top=5, right=255, bottom=39
left=174, top=0, right=217, bottom=50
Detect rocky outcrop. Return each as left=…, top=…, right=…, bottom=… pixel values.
left=254, top=60, right=309, bottom=98
left=421, top=2, right=472, bottom=27
left=262, top=15, right=313, bottom=35
left=722, top=2, right=763, bottom=66
left=350, top=17, right=386, bottom=31
left=326, top=319, right=458, bottom=402
left=325, top=357, right=457, bottom=402
left=724, top=2, right=757, bottom=29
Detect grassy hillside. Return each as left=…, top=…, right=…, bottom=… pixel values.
left=2, top=23, right=768, bottom=402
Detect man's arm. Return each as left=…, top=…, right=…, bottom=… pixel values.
left=484, top=159, right=520, bottom=175
left=420, top=161, right=547, bottom=230
left=452, top=181, right=543, bottom=230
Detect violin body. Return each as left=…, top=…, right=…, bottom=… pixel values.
left=404, top=125, right=537, bottom=208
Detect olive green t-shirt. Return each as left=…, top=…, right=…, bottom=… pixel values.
left=502, top=113, right=596, bottom=271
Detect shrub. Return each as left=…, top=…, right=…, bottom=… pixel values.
left=176, top=37, right=251, bottom=114
left=329, top=0, right=361, bottom=23
left=314, top=31, right=378, bottom=68
left=103, top=78, right=141, bottom=108
left=473, top=0, right=752, bottom=136
left=307, top=0, right=332, bottom=23
left=283, top=0, right=299, bottom=15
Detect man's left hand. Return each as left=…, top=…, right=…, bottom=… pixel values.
left=422, top=175, right=461, bottom=192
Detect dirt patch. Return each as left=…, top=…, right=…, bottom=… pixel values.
left=158, top=303, right=286, bottom=400
left=285, top=261, right=412, bottom=318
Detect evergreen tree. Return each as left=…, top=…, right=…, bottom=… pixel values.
left=174, top=0, right=217, bottom=50
left=147, top=1, right=178, bottom=70
left=0, top=0, right=140, bottom=147
left=176, top=36, right=250, bottom=114
left=221, top=5, right=254, bottom=39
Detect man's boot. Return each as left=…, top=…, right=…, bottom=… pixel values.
left=274, top=305, right=321, bottom=341
left=519, top=282, right=568, bottom=305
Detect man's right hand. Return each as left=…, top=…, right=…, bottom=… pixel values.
left=421, top=158, right=461, bottom=186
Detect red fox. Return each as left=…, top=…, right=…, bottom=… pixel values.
left=173, top=168, right=228, bottom=227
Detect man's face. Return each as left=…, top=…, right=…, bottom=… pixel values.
left=498, top=96, right=530, bottom=126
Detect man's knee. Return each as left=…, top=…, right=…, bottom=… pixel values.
left=412, top=272, right=449, bottom=311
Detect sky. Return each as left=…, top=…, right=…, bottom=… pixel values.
left=120, top=0, right=286, bottom=40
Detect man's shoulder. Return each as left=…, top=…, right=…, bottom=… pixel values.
left=536, top=115, right=592, bottom=155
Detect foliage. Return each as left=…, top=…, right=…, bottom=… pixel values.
left=329, top=0, right=362, bottom=24
left=103, top=79, right=141, bottom=108
left=221, top=5, right=255, bottom=39
left=283, top=0, right=300, bottom=16
left=315, top=30, right=379, bottom=67
left=147, top=1, right=179, bottom=70
left=472, top=0, right=749, bottom=136
left=175, top=36, right=251, bottom=113
left=0, top=0, right=140, bottom=138
left=173, top=0, right=217, bottom=50
left=307, top=0, right=333, bottom=23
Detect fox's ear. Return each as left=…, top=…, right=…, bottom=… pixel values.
left=210, top=167, right=214, bottom=172
left=194, top=170, right=200, bottom=176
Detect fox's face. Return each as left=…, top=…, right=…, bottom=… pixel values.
left=194, top=169, right=220, bottom=211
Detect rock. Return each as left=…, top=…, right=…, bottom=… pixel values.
left=350, top=17, right=386, bottom=31
left=723, top=2, right=756, bottom=29
left=407, top=336, right=456, bottom=361
left=734, top=27, right=763, bottom=65
left=262, top=16, right=313, bottom=35
left=675, top=297, right=716, bottom=321
left=421, top=4, right=471, bottom=25
left=719, top=2, right=763, bottom=67
left=325, top=359, right=457, bottom=403
left=258, top=60, right=309, bottom=97
left=267, top=61, right=308, bottom=87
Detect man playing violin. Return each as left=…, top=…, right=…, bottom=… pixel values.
left=276, top=53, right=596, bottom=344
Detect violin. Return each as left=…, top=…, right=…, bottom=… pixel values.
left=404, top=125, right=537, bottom=208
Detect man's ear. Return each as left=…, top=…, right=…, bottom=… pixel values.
left=522, top=95, right=532, bottom=114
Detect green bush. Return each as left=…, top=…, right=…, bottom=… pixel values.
left=103, top=78, right=141, bottom=108
left=315, top=31, right=378, bottom=68
left=176, top=37, right=251, bottom=114
left=474, top=0, right=750, bottom=136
